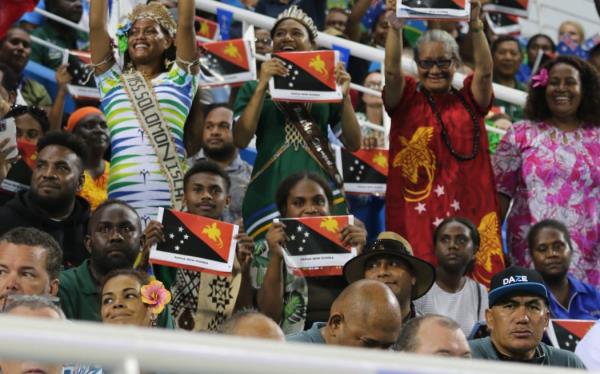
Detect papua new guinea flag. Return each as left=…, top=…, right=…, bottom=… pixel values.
left=66, top=50, right=99, bottom=101
left=199, top=38, right=256, bottom=86
left=402, top=0, right=464, bottom=9
left=337, top=148, right=388, bottom=194
left=195, top=16, right=219, bottom=40
left=548, top=320, right=595, bottom=352
left=269, top=50, right=342, bottom=102
left=150, top=208, right=239, bottom=275
left=398, top=0, right=470, bottom=20
left=483, top=0, right=528, bottom=17
left=277, top=215, right=357, bottom=277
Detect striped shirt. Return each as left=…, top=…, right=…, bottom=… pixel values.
left=96, top=63, right=199, bottom=223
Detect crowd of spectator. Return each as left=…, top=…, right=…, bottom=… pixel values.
left=0, top=0, right=599, bottom=372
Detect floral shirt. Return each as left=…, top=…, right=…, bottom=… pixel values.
left=493, top=120, right=600, bottom=286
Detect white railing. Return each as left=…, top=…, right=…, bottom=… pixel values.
left=0, top=315, right=592, bottom=374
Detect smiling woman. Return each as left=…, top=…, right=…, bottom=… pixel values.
left=88, top=0, right=199, bottom=223
left=101, top=269, right=171, bottom=327
left=383, top=1, right=504, bottom=286
left=233, top=6, right=362, bottom=241
left=493, top=56, right=600, bottom=288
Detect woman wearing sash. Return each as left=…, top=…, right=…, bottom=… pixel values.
left=383, top=1, right=504, bottom=285
left=233, top=6, right=362, bottom=240
left=89, top=0, right=199, bottom=223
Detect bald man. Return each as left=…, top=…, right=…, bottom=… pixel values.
left=395, top=314, right=471, bottom=357
left=287, top=279, right=402, bottom=349
left=220, top=310, right=285, bottom=341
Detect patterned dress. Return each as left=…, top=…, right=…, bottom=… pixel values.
left=233, top=81, right=347, bottom=240
left=493, top=121, right=600, bottom=286
left=95, top=63, right=199, bottom=222
left=385, top=75, right=505, bottom=286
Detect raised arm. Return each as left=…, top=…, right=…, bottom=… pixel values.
left=383, top=5, right=405, bottom=110
left=89, top=0, right=113, bottom=75
left=175, top=0, right=199, bottom=74
left=346, top=0, right=373, bottom=42
left=336, top=63, right=361, bottom=151
left=469, top=1, right=493, bottom=110
left=233, top=59, right=289, bottom=148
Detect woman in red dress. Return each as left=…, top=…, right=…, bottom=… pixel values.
left=383, top=1, right=504, bottom=285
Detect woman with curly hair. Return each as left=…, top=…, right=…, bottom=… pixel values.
left=493, top=56, right=600, bottom=287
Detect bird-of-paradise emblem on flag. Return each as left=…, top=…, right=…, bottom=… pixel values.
left=392, top=126, right=436, bottom=202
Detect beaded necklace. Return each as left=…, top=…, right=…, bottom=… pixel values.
left=419, top=83, right=481, bottom=161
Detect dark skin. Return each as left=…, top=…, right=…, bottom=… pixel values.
left=434, top=221, right=477, bottom=293
left=259, top=179, right=366, bottom=322
left=46, top=0, right=83, bottom=33
left=141, top=172, right=255, bottom=310
left=86, top=205, right=143, bottom=284
left=31, top=145, right=84, bottom=220
left=72, top=114, right=109, bottom=179
left=530, top=227, right=572, bottom=309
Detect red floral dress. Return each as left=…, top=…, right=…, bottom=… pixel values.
left=384, top=75, right=505, bottom=285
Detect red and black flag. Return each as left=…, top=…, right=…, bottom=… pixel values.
left=269, top=50, right=343, bottom=102
left=485, top=12, right=521, bottom=35
left=277, top=215, right=357, bottom=277
left=483, top=0, right=528, bottom=18
left=398, top=0, right=470, bottom=20
left=336, top=148, right=389, bottom=194
left=150, top=208, right=239, bottom=275
left=66, top=50, right=100, bottom=102
left=0, top=0, right=38, bottom=38
left=548, top=320, right=595, bottom=352
left=195, top=16, right=219, bottom=40
left=199, top=38, right=256, bottom=87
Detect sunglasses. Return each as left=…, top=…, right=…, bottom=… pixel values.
left=417, top=59, right=454, bottom=70
left=255, top=37, right=272, bottom=45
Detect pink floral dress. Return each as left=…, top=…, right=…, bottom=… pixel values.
left=493, top=120, right=600, bottom=286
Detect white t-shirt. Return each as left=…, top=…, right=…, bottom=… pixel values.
left=414, top=277, right=488, bottom=336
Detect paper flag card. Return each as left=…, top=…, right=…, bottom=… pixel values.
left=269, top=50, right=343, bottom=103
left=336, top=147, right=388, bottom=194
left=485, top=12, right=521, bottom=35
left=483, top=0, right=528, bottom=18
left=397, top=0, right=471, bottom=21
left=199, top=38, right=256, bottom=87
left=195, top=16, right=220, bottom=40
left=276, top=215, right=357, bottom=277
left=149, top=208, right=239, bottom=275
left=66, top=50, right=100, bottom=102
left=546, top=319, right=595, bottom=352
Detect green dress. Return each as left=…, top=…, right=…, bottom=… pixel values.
left=234, top=81, right=348, bottom=239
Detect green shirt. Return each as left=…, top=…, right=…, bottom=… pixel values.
left=30, top=22, right=88, bottom=70
left=469, top=337, right=586, bottom=368
left=233, top=81, right=346, bottom=239
left=58, top=259, right=175, bottom=328
left=20, top=78, right=52, bottom=107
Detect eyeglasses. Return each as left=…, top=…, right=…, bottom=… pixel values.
left=417, top=59, right=454, bottom=70
left=255, top=37, right=272, bottom=45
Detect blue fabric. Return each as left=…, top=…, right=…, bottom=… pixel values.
left=286, top=322, right=326, bottom=343
left=516, top=63, right=531, bottom=84
left=19, top=0, right=45, bottom=25
left=548, top=274, right=600, bottom=320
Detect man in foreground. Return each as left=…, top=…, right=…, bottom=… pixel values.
left=469, top=266, right=585, bottom=368
left=287, top=279, right=402, bottom=349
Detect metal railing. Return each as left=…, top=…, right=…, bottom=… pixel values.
left=0, top=315, right=591, bottom=374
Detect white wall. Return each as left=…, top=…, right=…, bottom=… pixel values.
left=520, top=0, right=600, bottom=40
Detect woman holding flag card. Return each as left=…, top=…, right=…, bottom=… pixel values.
left=384, top=0, right=505, bottom=286
left=233, top=6, right=362, bottom=240
left=88, top=0, right=199, bottom=223
left=252, top=172, right=366, bottom=334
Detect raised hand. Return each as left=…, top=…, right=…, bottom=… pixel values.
left=265, top=221, right=288, bottom=259
left=334, top=62, right=352, bottom=98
